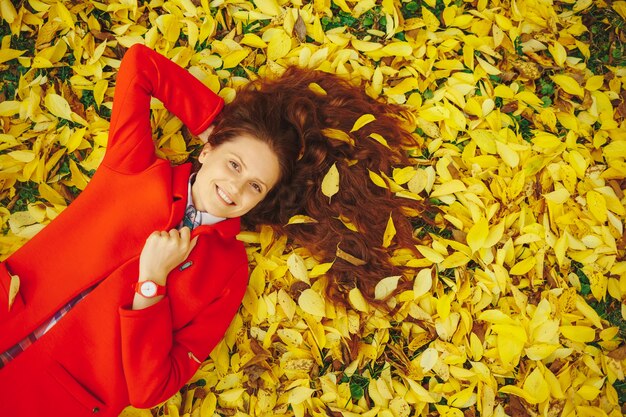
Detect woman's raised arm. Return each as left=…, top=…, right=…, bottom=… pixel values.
left=104, top=44, right=224, bottom=173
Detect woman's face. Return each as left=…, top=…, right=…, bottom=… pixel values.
left=192, top=135, right=280, bottom=218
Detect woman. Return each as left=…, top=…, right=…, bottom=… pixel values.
left=0, top=43, right=423, bottom=415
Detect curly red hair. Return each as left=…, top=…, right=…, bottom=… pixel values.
left=208, top=67, right=427, bottom=304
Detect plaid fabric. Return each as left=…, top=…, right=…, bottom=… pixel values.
left=182, top=204, right=200, bottom=229
left=0, top=286, right=93, bottom=368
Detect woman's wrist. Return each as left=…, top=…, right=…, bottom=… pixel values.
left=138, top=270, right=167, bottom=285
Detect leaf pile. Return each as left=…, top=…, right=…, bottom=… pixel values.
left=1, top=0, right=625, bottom=416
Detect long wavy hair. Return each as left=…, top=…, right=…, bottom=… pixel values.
left=207, top=67, right=427, bottom=304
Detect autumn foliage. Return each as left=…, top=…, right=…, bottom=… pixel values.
left=1, top=0, right=625, bottom=416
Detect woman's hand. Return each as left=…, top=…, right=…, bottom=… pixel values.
left=197, top=125, right=214, bottom=143
left=138, top=227, right=198, bottom=285
left=133, top=228, right=198, bottom=310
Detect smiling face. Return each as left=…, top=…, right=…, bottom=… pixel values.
left=192, top=135, right=281, bottom=218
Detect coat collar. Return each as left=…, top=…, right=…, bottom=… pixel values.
left=170, top=163, right=241, bottom=239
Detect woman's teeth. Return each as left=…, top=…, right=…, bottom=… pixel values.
left=218, top=187, right=234, bottom=205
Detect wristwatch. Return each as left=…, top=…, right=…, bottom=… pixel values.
left=134, top=280, right=166, bottom=298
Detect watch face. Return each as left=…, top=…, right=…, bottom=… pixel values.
left=141, top=281, right=157, bottom=297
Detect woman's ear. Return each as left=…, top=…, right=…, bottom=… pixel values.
left=197, top=125, right=215, bottom=143
left=198, top=142, right=213, bottom=164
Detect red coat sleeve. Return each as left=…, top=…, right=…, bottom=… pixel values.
left=118, top=263, right=248, bottom=408
left=104, top=43, right=224, bottom=173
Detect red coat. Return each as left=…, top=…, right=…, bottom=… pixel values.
left=0, top=44, right=248, bottom=416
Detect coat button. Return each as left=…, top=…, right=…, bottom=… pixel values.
left=92, top=407, right=100, bottom=413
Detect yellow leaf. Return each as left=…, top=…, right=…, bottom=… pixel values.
left=551, top=74, right=585, bottom=97
left=309, top=262, right=333, bottom=278
left=0, top=48, right=25, bottom=64
left=466, top=216, right=489, bottom=253
left=351, top=39, right=383, bottom=52
left=322, top=128, right=354, bottom=145
left=419, top=347, right=438, bottom=372
left=369, top=170, right=388, bottom=188
left=288, top=386, right=315, bottom=404
left=0, top=100, right=19, bottom=116
left=419, top=105, right=450, bottom=122
left=45, top=93, right=73, bottom=120
left=440, top=251, right=470, bottom=269
left=66, top=127, right=86, bottom=153
left=336, top=246, right=366, bottom=266
left=9, top=150, right=35, bottom=163
left=267, top=29, right=291, bottom=61
left=277, top=289, right=296, bottom=320
left=525, top=343, right=559, bottom=360
left=351, top=114, right=376, bottom=132
left=545, top=187, right=570, bottom=204
left=254, top=0, right=282, bottom=16
left=338, top=215, right=358, bottom=232
left=515, top=91, right=544, bottom=107
left=199, top=393, right=217, bottom=417
left=333, top=0, right=351, bottom=12
left=222, top=49, right=249, bottom=69
left=585, top=75, right=604, bottom=91
left=548, top=41, right=567, bottom=66
left=577, top=385, right=601, bottom=401
left=8, top=274, right=19, bottom=311
left=155, top=14, right=181, bottom=43
left=287, top=253, right=309, bottom=284
left=382, top=214, right=396, bottom=248
left=561, top=325, right=595, bottom=343
left=430, top=179, right=466, bottom=197
left=393, top=166, right=416, bottom=185
left=406, top=378, right=437, bottom=402
left=522, top=367, right=550, bottom=404
left=448, top=386, right=477, bottom=408
left=495, top=141, right=519, bottom=168
left=298, top=288, right=326, bottom=317
left=94, top=80, right=108, bottom=107
left=416, top=245, right=444, bottom=263
left=38, top=183, right=66, bottom=206
left=413, top=268, right=433, bottom=298
left=476, top=56, right=501, bottom=75
left=0, top=0, right=17, bottom=23
left=218, top=388, right=245, bottom=403
left=509, top=256, right=536, bottom=275
left=50, top=1, right=74, bottom=29
left=586, top=190, right=607, bottom=223
left=375, top=275, right=401, bottom=300
left=369, top=133, right=390, bottom=149
left=381, top=41, right=413, bottom=56
left=321, top=163, right=339, bottom=200
left=240, top=33, right=267, bottom=48
left=495, top=326, right=527, bottom=366
left=352, top=0, right=375, bottom=16
left=589, top=270, right=607, bottom=301
left=308, top=82, right=327, bottom=96
left=422, top=6, right=440, bottom=31
left=499, top=385, right=534, bottom=403
left=468, top=129, right=498, bottom=154
left=348, top=287, right=369, bottom=312
left=287, top=215, right=317, bottom=224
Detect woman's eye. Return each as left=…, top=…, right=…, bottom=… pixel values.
left=251, top=183, right=262, bottom=193
left=229, top=161, right=239, bottom=170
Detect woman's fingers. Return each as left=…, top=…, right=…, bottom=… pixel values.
left=179, top=226, right=191, bottom=242
left=184, top=236, right=199, bottom=259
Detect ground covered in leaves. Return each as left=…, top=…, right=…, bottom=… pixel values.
left=1, top=0, right=626, bottom=416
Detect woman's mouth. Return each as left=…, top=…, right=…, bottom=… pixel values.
left=217, top=186, right=234, bottom=205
